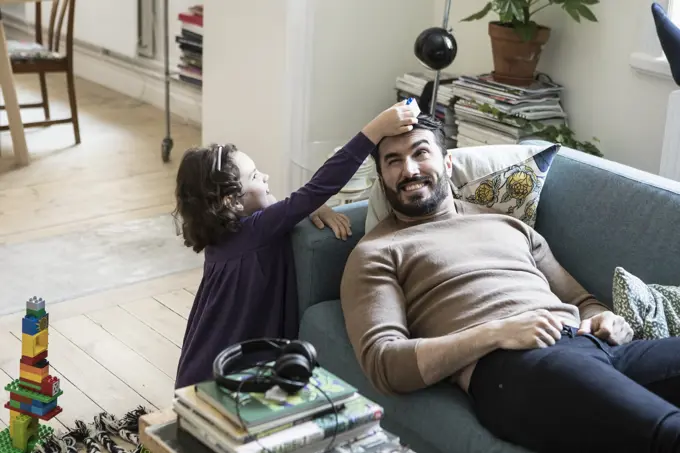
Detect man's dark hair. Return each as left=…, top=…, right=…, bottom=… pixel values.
left=370, top=113, right=447, bottom=175
left=172, top=143, right=244, bottom=253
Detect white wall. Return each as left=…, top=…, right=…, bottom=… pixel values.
left=434, top=0, right=677, bottom=174
left=202, top=0, right=434, bottom=199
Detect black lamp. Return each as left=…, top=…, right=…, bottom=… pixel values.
left=414, top=0, right=457, bottom=117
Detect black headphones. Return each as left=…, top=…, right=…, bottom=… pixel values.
left=212, top=338, right=318, bottom=395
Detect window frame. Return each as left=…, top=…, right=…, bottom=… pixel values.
left=629, top=0, right=675, bottom=80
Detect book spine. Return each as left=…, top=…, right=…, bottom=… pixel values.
left=256, top=407, right=384, bottom=453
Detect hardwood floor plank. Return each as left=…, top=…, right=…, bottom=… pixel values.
left=52, top=315, right=175, bottom=411
left=119, top=298, right=188, bottom=348
left=5, top=327, right=148, bottom=418
left=153, top=289, right=195, bottom=320
left=0, top=268, right=202, bottom=330
left=86, top=306, right=181, bottom=379
left=184, top=285, right=199, bottom=296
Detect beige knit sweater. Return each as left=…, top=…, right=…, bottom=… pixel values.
left=340, top=197, right=608, bottom=395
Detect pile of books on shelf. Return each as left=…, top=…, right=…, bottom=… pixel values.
left=171, top=364, right=416, bottom=453
left=395, top=72, right=458, bottom=149
left=451, top=74, right=567, bottom=147
left=176, top=4, right=203, bottom=88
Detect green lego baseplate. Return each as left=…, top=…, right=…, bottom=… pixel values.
left=4, top=380, right=62, bottom=404
left=0, top=425, right=53, bottom=453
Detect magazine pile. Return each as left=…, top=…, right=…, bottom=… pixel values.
left=172, top=364, right=413, bottom=453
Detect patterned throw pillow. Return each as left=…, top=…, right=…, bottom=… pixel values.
left=612, top=266, right=680, bottom=340
left=451, top=144, right=560, bottom=228
left=364, top=143, right=560, bottom=233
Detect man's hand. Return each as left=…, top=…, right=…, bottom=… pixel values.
left=577, top=311, right=633, bottom=345
left=494, top=309, right=564, bottom=350
left=309, top=205, right=352, bottom=240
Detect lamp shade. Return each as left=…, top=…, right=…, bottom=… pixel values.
left=414, top=27, right=457, bottom=71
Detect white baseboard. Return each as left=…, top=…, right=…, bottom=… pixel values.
left=1, top=14, right=202, bottom=126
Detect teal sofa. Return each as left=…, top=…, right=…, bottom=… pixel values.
left=290, top=142, right=680, bottom=453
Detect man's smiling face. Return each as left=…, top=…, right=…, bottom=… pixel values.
left=377, top=128, right=453, bottom=218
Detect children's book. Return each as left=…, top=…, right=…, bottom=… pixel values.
left=194, top=365, right=357, bottom=430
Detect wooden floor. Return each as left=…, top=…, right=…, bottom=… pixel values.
left=0, top=73, right=203, bottom=434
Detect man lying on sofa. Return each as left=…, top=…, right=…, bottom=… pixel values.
left=340, top=114, right=680, bottom=453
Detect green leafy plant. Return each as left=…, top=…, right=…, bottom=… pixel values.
left=477, top=103, right=603, bottom=157
left=461, top=0, right=599, bottom=41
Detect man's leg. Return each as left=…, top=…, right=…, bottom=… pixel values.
left=612, top=336, right=680, bottom=408
left=468, top=333, right=680, bottom=453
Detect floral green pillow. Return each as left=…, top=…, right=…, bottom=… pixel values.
left=451, top=144, right=560, bottom=228
left=612, top=266, right=680, bottom=340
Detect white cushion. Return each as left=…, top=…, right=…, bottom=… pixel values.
left=365, top=143, right=559, bottom=233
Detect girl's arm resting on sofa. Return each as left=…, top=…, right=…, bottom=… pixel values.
left=340, top=242, right=502, bottom=395
left=244, top=132, right=375, bottom=242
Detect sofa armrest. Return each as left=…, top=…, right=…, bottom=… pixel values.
left=291, top=201, right=368, bottom=317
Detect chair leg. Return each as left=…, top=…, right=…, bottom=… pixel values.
left=66, top=69, right=80, bottom=144
left=38, top=72, right=50, bottom=120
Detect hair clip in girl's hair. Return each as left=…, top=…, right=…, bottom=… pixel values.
left=213, top=145, right=225, bottom=198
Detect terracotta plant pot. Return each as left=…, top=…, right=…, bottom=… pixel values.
left=488, top=22, right=551, bottom=86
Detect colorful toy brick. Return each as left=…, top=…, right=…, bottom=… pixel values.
left=25, top=297, right=45, bottom=313
left=19, top=363, right=49, bottom=381
left=40, top=376, right=60, bottom=397
left=21, top=313, right=48, bottom=337
left=0, top=297, right=61, bottom=452
left=18, top=379, right=40, bottom=393
left=20, top=329, right=48, bottom=358
left=19, top=351, right=47, bottom=366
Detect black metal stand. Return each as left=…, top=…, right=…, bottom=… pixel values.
left=161, top=0, right=173, bottom=162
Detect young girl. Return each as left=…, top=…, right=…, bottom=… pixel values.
left=172, top=100, right=419, bottom=388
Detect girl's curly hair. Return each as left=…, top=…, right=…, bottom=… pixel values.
left=172, top=143, right=244, bottom=253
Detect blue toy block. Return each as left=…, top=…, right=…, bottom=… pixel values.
left=30, top=398, right=57, bottom=409
left=19, top=402, right=31, bottom=412
left=21, top=316, right=40, bottom=336
left=31, top=400, right=56, bottom=416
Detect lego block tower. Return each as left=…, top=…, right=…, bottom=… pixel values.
left=0, top=297, right=62, bottom=452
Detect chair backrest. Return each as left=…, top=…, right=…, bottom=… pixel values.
left=34, top=0, right=75, bottom=56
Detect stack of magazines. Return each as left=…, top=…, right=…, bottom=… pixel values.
left=451, top=73, right=567, bottom=147
left=171, top=365, right=410, bottom=453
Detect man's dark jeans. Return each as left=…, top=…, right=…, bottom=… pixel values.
left=469, top=325, right=680, bottom=453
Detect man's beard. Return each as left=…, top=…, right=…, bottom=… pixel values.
left=382, top=172, right=450, bottom=218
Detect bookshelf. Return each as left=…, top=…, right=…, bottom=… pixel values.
left=176, top=4, right=203, bottom=89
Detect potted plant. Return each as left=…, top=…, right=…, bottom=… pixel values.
left=462, top=0, right=599, bottom=86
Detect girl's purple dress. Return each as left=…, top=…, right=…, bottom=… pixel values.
left=175, top=132, right=375, bottom=388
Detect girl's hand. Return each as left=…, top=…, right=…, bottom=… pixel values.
left=362, top=99, right=419, bottom=145
left=309, top=205, right=352, bottom=241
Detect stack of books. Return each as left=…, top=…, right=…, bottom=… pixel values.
left=171, top=365, right=398, bottom=453
left=451, top=74, right=567, bottom=147
left=176, top=5, right=203, bottom=88
left=395, top=72, right=458, bottom=149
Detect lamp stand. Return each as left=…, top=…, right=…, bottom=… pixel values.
left=430, top=0, right=453, bottom=117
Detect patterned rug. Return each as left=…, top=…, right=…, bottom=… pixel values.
left=0, top=214, right=203, bottom=316
left=2, top=406, right=151, bottom=453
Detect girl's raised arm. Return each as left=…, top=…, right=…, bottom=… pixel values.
left=243, top=100, right=419, bottom=243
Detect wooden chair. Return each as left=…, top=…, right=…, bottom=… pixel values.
left=0, top=0, right=80, bottom=144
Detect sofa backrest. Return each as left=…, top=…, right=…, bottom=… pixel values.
left=534, top=145, right=680, bottom=306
